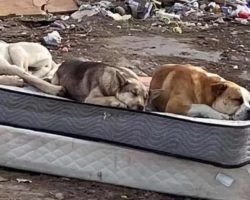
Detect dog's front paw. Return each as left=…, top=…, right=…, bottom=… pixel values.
left=48, top=86, right=66, bottom=96
left=55, top=86, right=66, bottom=97
left=111, top=101, right=128, bottom=109
left=218, top=113, right=230, bottom=120
left=15, top=77, right=24, bottom=87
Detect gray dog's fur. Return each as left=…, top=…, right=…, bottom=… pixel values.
left=52, top=59, right=148, bottom=110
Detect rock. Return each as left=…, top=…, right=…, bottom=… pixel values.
left=215, top=17, right=225, bottom=24
left=121, top=195, right=128, bottom=199
left=0, top=176, right=8, bottom=182
left=233, top=65, right=239, bottom=69
left=231, top=30, right=239, bottom=35
left=206, top=38, right=220, bottom=43
left=55, top=193, right=64, bottom=200
left=61, top=47, right=69, bottom=52
left=230, top=55, right=239, bottom=60
left=71, top=9, right=99, bottom=21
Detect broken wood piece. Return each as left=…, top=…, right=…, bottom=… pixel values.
left=0, top=0, right=78, bottom=16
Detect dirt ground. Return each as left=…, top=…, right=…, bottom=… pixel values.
left=0, top=9, right=249, bottom=200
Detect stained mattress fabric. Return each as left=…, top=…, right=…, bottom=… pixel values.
left=0, top=85, right=250, bottom=168
left=1, top=124, right=249, bottom=200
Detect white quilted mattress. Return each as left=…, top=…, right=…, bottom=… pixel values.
left=0, top=124, right=249, bottom=200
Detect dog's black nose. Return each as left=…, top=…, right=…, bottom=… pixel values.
left=137, top=105, right=144, bottom=111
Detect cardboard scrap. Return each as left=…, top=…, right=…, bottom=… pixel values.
left=0, top=0, right=78, bottom=16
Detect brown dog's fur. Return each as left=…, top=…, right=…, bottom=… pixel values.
left=149, top=64, right=250, bottom=120
left=52, top=59, right=148, bottom=110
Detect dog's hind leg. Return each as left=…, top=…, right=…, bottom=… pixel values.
left=0, top=59, right=65, bottom=96
left=0, top=75, right=24, bottom=87
left=8, top=45, right=29, bottom=71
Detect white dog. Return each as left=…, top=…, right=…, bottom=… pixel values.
left=0, top=41, right=64, bottom=95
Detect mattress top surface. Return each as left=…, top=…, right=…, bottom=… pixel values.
left=1, top=84, right=250, bottom=127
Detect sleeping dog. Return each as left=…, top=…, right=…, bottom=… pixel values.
left=52, top=58, right=148, bottom=110
left=0, top=41, right=64, bottom=95
left=149, top=64, right=250, bottom=120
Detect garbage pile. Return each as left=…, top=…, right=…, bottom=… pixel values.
left=157, top=0, right=250, bottom=24
left=70, top=0, right=250, bottom=25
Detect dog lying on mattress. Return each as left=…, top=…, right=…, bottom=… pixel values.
left=52, top=58, right=148, bottom=110
left=149, top=64, right=250, bottom=120
left=0, top=41, right=64, bottom=96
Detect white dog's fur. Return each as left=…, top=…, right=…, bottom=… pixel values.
left=0, top=41, right=64, bottom=95
left=0, top=41, right=57, bottom=79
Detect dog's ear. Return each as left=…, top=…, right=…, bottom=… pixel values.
left=211, top=82, right=228, bottom=97
left=116, top=71, right=128, bottom=87
left=149, top=89, right=163, bottom=100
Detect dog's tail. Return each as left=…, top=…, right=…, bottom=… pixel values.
left=4, top=64, right=65, bottom=96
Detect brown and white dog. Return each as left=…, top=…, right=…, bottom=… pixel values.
left=149, top=64, right=250, bottom=120
left=52, top=58, right=148, bottom=110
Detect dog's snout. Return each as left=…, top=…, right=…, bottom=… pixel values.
left=137, top=105, right=144, bottom=111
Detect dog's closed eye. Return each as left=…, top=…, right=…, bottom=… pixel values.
left=231, top=97, right=243, bottom=104
left=132, top=90, right=138, bottom=96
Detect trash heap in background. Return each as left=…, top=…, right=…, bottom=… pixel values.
left=71, top=0, right=250, bottom=25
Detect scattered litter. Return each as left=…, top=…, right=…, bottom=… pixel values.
left=155, top=9, right=181, bottom=20
left=215, top=173, right=235, bottom=187
left=71, top=1, right=115, bottom=21
left=105, top=10, right=132, bottom=21
left=233, top=65, right=239, bottom=69
left=125, top=0, right=154, bottom=19
left=16, top=178, right=32, bottom=183
left=42, top=31, right=62, bottom=47
left=172, top=26, right=183, bottom=34
left=50, top=20, right=70, bottom=30
left=60, top=15, right=70, bottom=21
